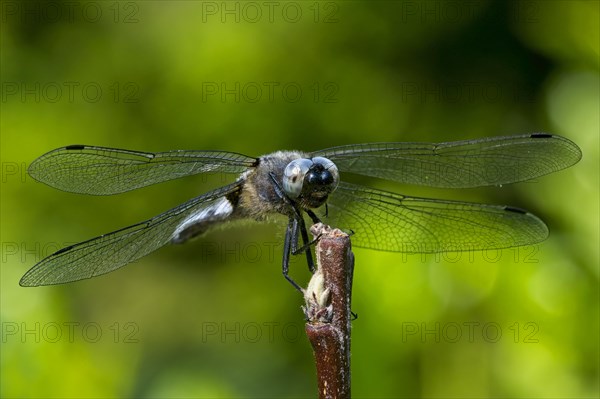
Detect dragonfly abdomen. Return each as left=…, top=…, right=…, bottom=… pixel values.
left=171, top=196, right=236, bottom=244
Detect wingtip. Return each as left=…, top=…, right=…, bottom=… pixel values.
left=19, top=276, right=35, bottom=287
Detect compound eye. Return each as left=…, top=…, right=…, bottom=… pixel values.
left=312, top=157, right=339, bottom=191
left=283, top=158, right=313, bottom=198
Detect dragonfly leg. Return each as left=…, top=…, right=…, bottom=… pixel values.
left=269, top=171, right=318, bottom=276
left=282, top=217, right=303, bottom=292
left=291, top=213, right=317, bottom=274
left=306, top=209, right=322, bottom=224
left=268, top=172, right=289, bottom=203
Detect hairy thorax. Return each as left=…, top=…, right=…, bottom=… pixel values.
left=236, top=150, right=309, bottom=219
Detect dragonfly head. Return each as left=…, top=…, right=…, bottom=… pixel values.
left=283, top=156, right=339, bottom=208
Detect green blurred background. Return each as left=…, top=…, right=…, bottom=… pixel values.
left=1, top=1, right=598, bottom=397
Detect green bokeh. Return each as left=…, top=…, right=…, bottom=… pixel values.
left=1, top=1, right=598, bottom=398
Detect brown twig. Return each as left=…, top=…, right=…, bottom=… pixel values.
left=304, top=223, right=354, bottom=399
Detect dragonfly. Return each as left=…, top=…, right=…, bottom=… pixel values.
left=20, top=133, right=581, bottom=289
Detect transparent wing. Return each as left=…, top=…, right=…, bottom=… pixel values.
left=313, top=134, right=582, bottom=188
left=20, top=183, right=242, bottom=286
left=28, top=145, right=256, bottom=195
left=323, top=182, right=548, bottom=253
